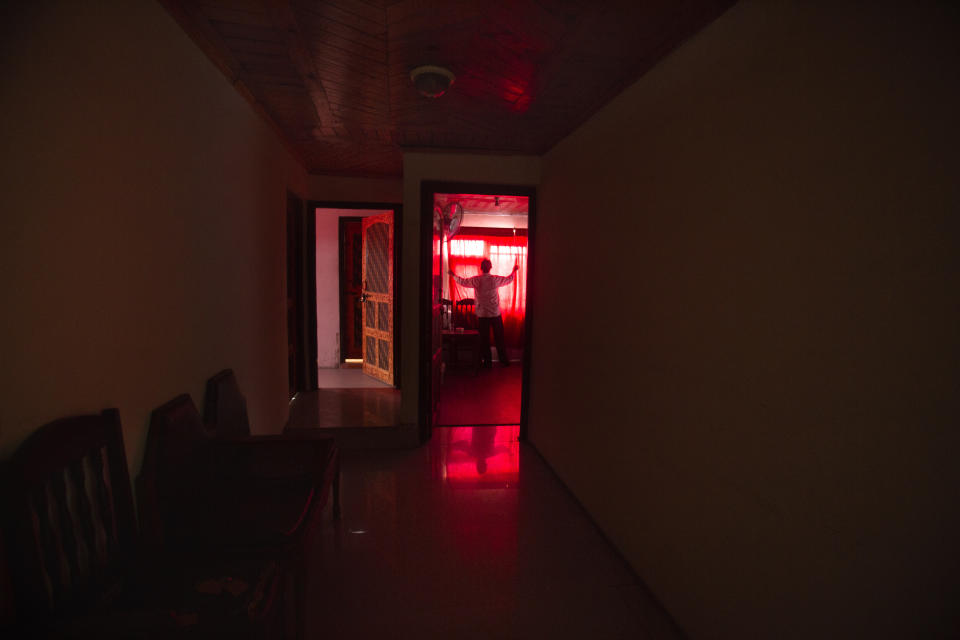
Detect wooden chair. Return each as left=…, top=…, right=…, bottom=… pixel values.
left=204, top=368, right=251, bottom=438
left=138, top=393, right=338, bottom=639
left=454, top=297, right=477, bottom=329
left=1, top=409, right=282, bottom=638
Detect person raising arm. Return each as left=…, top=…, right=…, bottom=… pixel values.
left=448, top=258, right=519, bottom=367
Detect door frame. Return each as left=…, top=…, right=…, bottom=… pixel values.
left=287, top=190, right=315, bottom=396
left=308, top=200, right=403, bottom=389
left=418, top=181, right=537, bottom=443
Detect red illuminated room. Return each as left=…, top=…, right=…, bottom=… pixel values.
left=431, top=192, right=530, bottom=427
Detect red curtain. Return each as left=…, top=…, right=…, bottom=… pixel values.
left=447, top=233, right=528, bottom=348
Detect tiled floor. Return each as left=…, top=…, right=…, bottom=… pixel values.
left=437, top=364, right=522, bottom=426
left=294, top=361, right=521, bottom=430
left=287, top=388, right=401, bottom=429
left=316, top=367, right=394, bottom=389
left=305, top=426, right=684, bottom=639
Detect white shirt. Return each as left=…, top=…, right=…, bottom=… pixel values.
left=452, top=271, right=517, bottom=317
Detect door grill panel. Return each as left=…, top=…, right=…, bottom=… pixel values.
left=365, top=300, right=375, bottom=329
left=364, top=223, right=389, bottom=293
left=378, top=339, right=389, bottom=369
left=378, top=302, right=389, bottom=331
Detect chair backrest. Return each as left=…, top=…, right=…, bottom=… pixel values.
left=2, top=410, right=137, bottom=620
left=137, top=394, right=210, bottom=548
left=204, top=369, right=251, bottom=438
left=455, top=298, right=476, bottom=329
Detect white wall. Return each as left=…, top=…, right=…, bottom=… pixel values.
left=307, top=175, right=401, bottom=204
left=315, top=208, right=391, bottom=369
left=532, top=1, right=960, bottom=638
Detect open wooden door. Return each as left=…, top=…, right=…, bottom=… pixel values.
left=360, top=213, right=394, bottom=384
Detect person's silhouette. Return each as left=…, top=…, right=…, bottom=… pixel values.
left=449, top=427, right=507, bottom=475
left=449, top=258, right=518, bottom=367
left=471, top=426, right=496, bottom=474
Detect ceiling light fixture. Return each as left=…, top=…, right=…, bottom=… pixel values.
left=410, top=65, right=455, bottom=98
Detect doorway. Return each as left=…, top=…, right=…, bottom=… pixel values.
left=313, top=204, right=400, bottom=384
left=288, top=201, right=402, bottom=429
left=419, top=183, right=536, bottom=443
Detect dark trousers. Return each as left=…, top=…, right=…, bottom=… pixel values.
left=478, top=315, right=509, bottom=365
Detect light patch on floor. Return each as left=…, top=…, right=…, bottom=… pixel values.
left=317, top=367, right=393, bottom=389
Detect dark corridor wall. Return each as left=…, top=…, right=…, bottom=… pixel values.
left=530, top=1, right=960, bottom=638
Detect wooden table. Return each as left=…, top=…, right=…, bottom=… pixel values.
left=442, top=329, right=482, bottom=372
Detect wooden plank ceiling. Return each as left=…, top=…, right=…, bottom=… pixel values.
left=160, top=0, right=735, bottom=178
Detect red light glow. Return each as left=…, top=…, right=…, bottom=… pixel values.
left=439, top=426, right=520, bottom=487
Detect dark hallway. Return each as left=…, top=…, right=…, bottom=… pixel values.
left=4, top=1, right=959, bottom=637
left=304, top=425, right=682, bottom=639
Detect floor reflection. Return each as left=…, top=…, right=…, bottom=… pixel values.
left=435, top=425, right=520, bottom=487
left=437, top=366, right=522, bottom=425
left=306, top=423, right=683, bottom=639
